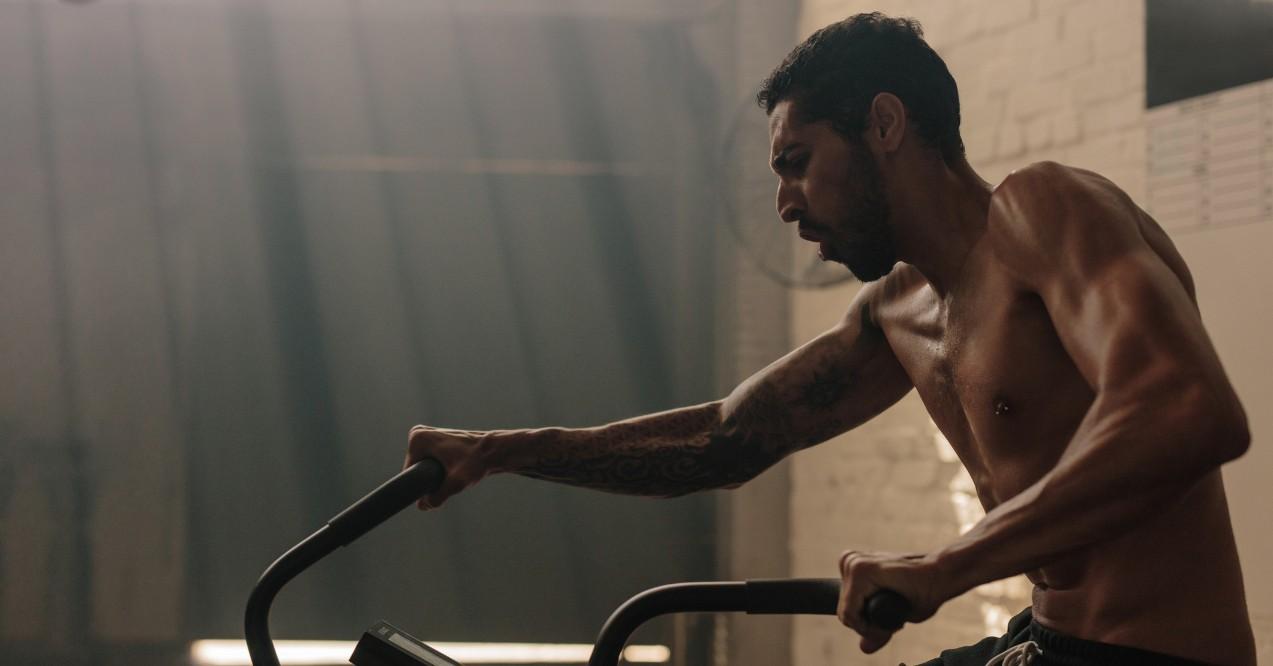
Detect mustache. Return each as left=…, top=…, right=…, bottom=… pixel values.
left=797, top=220, right=833, bottom=236
left=798, top=219, right=882, bottom=243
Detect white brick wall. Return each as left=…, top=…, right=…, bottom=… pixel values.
left=779, top=1, right=1263, bottom=664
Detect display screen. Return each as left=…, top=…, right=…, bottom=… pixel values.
left=355, top=622, right=464, bottom=666
left=389, top=633, right=441, bottom=663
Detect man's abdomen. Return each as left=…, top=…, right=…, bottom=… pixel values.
left=1030, top=472, right=1255, bottom=665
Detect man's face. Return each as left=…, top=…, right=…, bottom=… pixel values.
left=768, top=100, right=896, bottom=282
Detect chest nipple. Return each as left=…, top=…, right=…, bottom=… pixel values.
left=993, top=398, right=1012, bottom=416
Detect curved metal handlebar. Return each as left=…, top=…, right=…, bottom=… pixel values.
left=587, top=579, right=911, bottom=666
left=244, top=459, right=446, bottom=666
left=243, top=459, right=912, bottom=666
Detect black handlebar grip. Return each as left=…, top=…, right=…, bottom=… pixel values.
left=744, top=578, right=841, bottom=615
left=326, top=458, right=446, bottom=546
left=863, top=589, right=911, bottom=632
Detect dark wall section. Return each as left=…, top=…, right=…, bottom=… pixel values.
left=1147, top=0, right=1273, bottom=107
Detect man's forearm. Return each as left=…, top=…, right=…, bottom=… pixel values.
left=470, top=336, right=883, bottom=497
left=481, top=398, right=797, bottom=497
left=929, top=385, right=1248, bottom=597
left=932, top=463, right=1197, bottom=597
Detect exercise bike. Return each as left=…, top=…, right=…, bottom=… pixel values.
left=244, top=460, right=911, bottom=666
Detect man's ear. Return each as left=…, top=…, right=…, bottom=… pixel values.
left=866, top=92, right=907, bottom=154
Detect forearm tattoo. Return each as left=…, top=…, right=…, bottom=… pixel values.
left=516, top=360, right=856, bottom=497
left=800, top=364, right=854, bottom=412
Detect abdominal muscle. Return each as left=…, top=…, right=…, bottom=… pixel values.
left=990, top=470, right=1255, bottom=665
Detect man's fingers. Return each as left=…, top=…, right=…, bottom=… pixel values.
left=838, top=549, right=905, bottom=654
left=418, top=490, right=447, bottom=511
left=417, top=483, right=450, bottom=511
left=405, top=426, right=429, bottom=470
left=405, top=425, right=491, bottom=513
left=860, top=630, right=892, bottom=654
left=839, top=551, right=874, bottom=624
left=417, top=474, right=467, bottom=511
left=839, top=550, right=858, bottom=575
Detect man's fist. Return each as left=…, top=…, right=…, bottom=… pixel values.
left=404, top=426, right=498, bottom=510
left=837, top=550, right=948, bottom=654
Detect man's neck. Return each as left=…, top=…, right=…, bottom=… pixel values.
left=887, top=156, right=994, bottom=296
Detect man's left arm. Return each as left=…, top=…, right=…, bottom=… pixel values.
left=837, top=165, right=1251, bottom=652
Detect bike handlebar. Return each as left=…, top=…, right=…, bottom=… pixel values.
left=586, top=579, right=912, bottom=666
left=244, top=459, right=913, bottom=666
left=245, top=459, right=446, bottom=666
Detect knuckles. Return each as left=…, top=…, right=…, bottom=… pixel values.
left=840, top=551, right=877, bottom=579
left=408, top=426, right=456, bottom=458
left=407, top=426, right=432, bottom=452
left=838, top=550, right=858, bottom=575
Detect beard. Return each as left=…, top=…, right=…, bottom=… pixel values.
left=820, top=147, right=896, bottom=282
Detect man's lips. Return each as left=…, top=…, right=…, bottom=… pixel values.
left=797, top=228, right=822, bottom=242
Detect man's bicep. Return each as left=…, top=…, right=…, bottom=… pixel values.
left=992, top=165, right=1226, bottom=396
left=721, top=285, right=913, bottom=450
left=1036, top=247, right=1221, bottom=394
left=1002, top=195, right=1245, bottom=443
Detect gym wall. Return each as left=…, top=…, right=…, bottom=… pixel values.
left=784, top=1, right=1273, bottom=665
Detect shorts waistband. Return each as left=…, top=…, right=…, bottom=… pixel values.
left=1028, top=621, right=1207, bottom=665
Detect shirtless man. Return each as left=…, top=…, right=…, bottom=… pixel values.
left=404, top=13, right=1255, bottom=665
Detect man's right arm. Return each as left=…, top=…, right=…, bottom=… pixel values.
left=407, top=282, right=913, bottom=507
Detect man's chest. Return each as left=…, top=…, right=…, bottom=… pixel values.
left=877, top=272, right=1094, bottom=493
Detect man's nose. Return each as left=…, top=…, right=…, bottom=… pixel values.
left=776, top=182, right=804, bottom=224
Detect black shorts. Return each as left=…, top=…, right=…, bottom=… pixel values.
left=916, top=607, right=1208, bottom=665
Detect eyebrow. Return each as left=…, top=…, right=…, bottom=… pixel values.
left=770, top=144, right=800, bottom=173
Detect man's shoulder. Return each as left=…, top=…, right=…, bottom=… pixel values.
left=859, top=263, right=926, bottom=328
left=989, top=160, right=1134, bottom=231
left=987, top=161, right=1142, bottom=278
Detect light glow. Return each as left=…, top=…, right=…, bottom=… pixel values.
left=935, top=419, right=1032, bottom=639
left=979, top=601, right=1014, bottom=638
left=190, top=639, right=669, bottom=665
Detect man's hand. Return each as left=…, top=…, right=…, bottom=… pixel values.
left=404, top=425, right=499, bottom=510
left=837, top=550, right=949, bottom=653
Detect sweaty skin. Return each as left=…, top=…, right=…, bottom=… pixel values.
left=857, top=166, right=1254, bottom=664
left=406, top=99, right=1254, bottom=664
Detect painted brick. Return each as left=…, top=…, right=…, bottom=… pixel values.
left=946, top=3, right=987, bottom=45
left=995, top=120, right=1025, bottom=158
left=1070, top=52, right=1141, bottom=104
left=1005, top=14, right=1062, bottom=61
left=1007, top=79, right=1062, bottom=121
left=981, top=0, right=1036, bottom=34
left=942, top=34, right=1006, bottom=86
left=1080, top=91, right=1144, bottom=136
left=1054, top=104, right=1082, bottom=144
left=978, top=58, right=1025, bottom=99
left=1033, top=32, right=1093, bottom=78
left=1025, top=114, right=1054, bottom=151
left=1094, top=3, right=1145, bottom=60
left=891, top=459, right=942, bottom=488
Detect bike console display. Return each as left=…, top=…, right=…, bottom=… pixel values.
left=350, top=621, right=462, bottom=666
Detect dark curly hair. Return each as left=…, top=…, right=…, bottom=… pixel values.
left=757, top=13, right=965, bottom=164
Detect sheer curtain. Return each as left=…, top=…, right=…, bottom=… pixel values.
left=0, top=0, right=738, bottom=659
